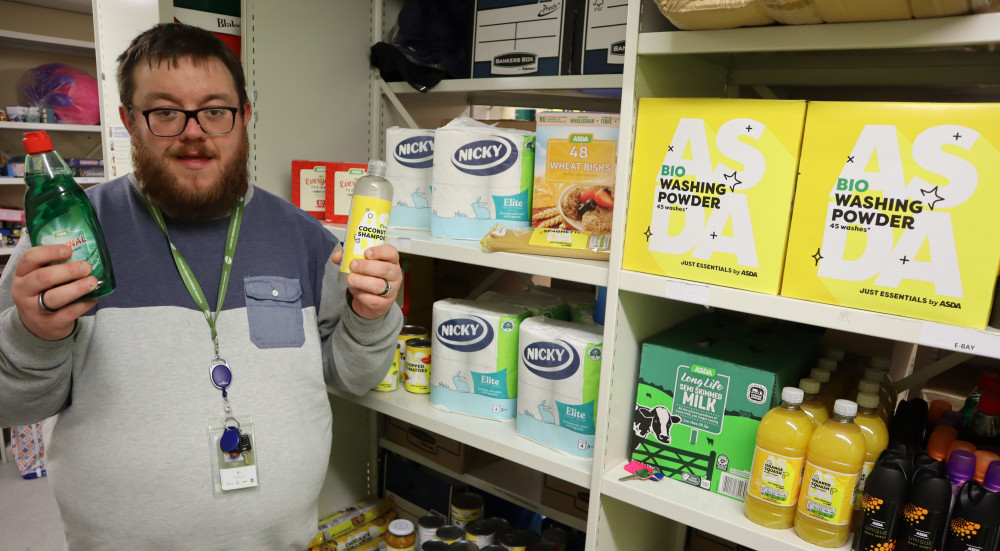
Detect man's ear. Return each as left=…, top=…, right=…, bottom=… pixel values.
left=119, top=104, right=134, bottom=134
left=240, top=101, right=252, bottom=128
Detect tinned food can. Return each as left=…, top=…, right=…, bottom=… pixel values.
left=450, top=492, right=484, bottom=529
left=465, top=519, right=495, bottom=547
left=398, top=325, right=428, bottom=383
left=373, top=343, right=401, bottom=392
left=417, top=514, right=446, bottom=547
left=405, top=338, right=432, bottom=394
left=436, top=525, right=465, bottom=544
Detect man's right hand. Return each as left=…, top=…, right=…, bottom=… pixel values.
left=11, top=244, right=98, bottom=341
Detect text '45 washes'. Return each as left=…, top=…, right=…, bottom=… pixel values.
left=623, top=98, right=808, bottom=294
left=781, top=102, right=1000, bottom=329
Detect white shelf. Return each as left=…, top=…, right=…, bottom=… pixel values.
left=619, top=270, right=1000, bottom=359
left=381, top=439, right=588, bottom=532
left=0, top=177, right=103, bottom=185
left=388, top=74, right=623, bottom=95
left=324, top=224, right=609, bottom=287
left=0, top=29, right=95, bottom=56
left=0, top=246, right=15, bottom=256
left=601, top=460, right=850, bottom=551
left=0, top=121, right=101, bottom=133
left=329, top=386, right=592, bottom=489
left=638, top=13, right=1000, bottom=55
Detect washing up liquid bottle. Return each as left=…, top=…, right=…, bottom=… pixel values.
left=745, top=387, right=815, bottom=529
left=22, top=131, right=115, bottom=299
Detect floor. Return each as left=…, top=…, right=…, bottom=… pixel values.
left=1, top=435, right=68, bottom=551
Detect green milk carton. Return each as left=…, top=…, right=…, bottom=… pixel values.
left=630, top=313, right=818, bottom=501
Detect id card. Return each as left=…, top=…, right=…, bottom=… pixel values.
left=207, top=417, right=259, bottom=494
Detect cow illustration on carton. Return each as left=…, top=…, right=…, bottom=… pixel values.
left=632, top=404, right=681, bottom=452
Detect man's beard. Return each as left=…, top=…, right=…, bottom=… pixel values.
left=132, top=130, right=249, bottom=221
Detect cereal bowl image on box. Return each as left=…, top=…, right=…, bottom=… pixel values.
left=557, top=184, right=615, bottom=233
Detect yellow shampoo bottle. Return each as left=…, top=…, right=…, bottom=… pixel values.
left=340, top=159, right=393, bottom=284
left=799, top=378, right=830, bottom=429
left=794, top=399, right=867, bottom=548
left=852, top=392, right=889, bottom=528
left=745, top=387, right=815, bottom=529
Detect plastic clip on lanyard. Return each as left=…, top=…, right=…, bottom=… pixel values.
left=143, top=196, right=244, bottom=424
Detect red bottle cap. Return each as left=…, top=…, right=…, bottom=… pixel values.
left=23, top=131, right=53, bottom=154
left=978, top=392, right=1000, bottom=416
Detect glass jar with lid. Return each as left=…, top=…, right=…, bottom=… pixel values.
left=386, top=518, right=416, bottom=551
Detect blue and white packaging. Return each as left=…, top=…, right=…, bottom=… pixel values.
left=431, top=299, right=531, bottom=421
left=386, top=126, right=434, bottom=229
left=517, top=317, right=603, bottom=458
left=431, top=117, right=535, bottom=240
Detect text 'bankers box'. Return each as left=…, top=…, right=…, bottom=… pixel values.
left=781, top=101, right=1000, bottom=329
left=623, top=98, right=807, bottom=294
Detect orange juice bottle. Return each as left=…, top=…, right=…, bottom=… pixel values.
left=858, top=379, right=890, bottom=423
left=794, top=399, right=866, bottom=548
left=799, top=378, right=830, bottom=429
left=745, top=387, right=815, bottom=529
left=864, top=367, right=896, bottom=420
left=811, top=367, right=837, bottom=412
left=852, top=392, right=889, bottom=528
left=818, top=357, right=847, bottom=399
left=871, top=355, right=898, bottom=405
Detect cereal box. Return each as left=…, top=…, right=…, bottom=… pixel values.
left=622, top=98, right=807, bottom=294
left=631, top=313, right=818, bottom=501
left=781, top=102, right=1000, bottom=329
left=532, top=112, right=619, bottom=233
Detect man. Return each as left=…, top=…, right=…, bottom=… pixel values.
left=0, top=23, right=402, bottom=549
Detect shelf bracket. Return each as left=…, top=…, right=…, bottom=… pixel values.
left=375, top=73, right=419, bottom=130
left=893, top=351, right=974, bottom=392
left=466, top=268, right=509, bottom=300
left=752, top=85, right=778, bottom=100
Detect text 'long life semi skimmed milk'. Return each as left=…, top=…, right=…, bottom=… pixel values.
left=781, top=101, right=1000, bottom=329
left=623, top=98, right=807, bottom=294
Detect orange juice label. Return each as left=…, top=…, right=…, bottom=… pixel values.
left=798, top=462, right=860, bottom=525
left=341, top=195, right=391, bottom=275
left=748, top=447, right=805, bottom=507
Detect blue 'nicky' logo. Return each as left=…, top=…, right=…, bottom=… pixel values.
left=393, top=135, right=434, bottom=169
left=451, top=136, right=519, bottom=176
left=522, top=340, right=579, bottom=380
left=436, top=316, right=495, bottom=352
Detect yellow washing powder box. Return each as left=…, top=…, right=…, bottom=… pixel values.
left=623, top=98, right=807, bottom=294
left=781, top=101, right=1000, bottom=329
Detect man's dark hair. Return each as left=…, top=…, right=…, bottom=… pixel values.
left=116, top=23, right=249, bottom=110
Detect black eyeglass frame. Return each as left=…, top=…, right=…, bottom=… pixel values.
left=134, top=106, right=240, bottom=137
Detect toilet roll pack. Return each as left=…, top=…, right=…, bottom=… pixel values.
left=431, top=117, right=535, bottom=240
left=385, top=126, right=434, bottom=229
left=431, top=299, right=531, bottom=421
left=476, top=290, right=569, bottom=320
left=516, top=317, right=603, bottom=458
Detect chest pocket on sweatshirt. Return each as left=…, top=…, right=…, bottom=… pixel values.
left=244, top=276, right=305, bottom=348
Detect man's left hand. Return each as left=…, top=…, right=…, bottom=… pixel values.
left=332, top=244, right=402, bottom=320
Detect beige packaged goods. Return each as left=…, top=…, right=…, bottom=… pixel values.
left=910, top=0, right=970, bottom=17
left=656, top=0, right=775, bottom=29
left=812, top=0, right=911, bottom=21
left=757, top=0, right=823, bottom=23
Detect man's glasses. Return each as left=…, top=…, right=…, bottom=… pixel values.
left=135, top=106, right=239, bottom=137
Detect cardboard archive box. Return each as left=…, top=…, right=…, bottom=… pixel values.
left=382, top=417, right=496, bottom=474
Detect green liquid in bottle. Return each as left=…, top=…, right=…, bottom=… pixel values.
left=24, top=133, right=115, bottom=299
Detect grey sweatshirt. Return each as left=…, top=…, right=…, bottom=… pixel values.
left=0, top=175, right=402, bottom=550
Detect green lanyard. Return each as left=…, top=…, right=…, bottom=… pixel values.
left=143, top=196, right=244, bottom=351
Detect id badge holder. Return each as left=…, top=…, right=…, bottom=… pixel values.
left=207, top=416, right=259, bottom=494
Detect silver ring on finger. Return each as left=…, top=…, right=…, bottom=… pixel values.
left=378, top=279, right=391, bottom=297
left=38, top=291, right=58, bottom=314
